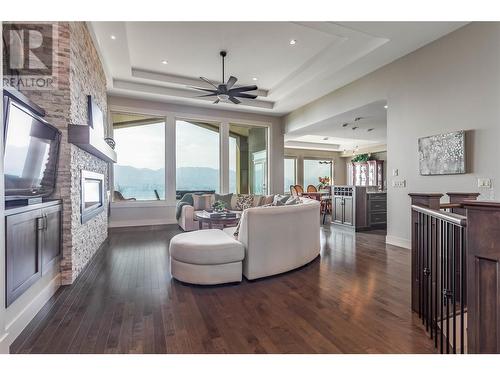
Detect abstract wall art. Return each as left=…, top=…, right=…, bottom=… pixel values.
left=418, top=130, right=465, bottom=175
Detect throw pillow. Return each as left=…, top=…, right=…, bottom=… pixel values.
left=252, top=195, right=263, bottom=207
left=235, top=194, right=254, bottom=210
left=272, top=194, right=289, bottom=206
left=193, top=194, right=214, bottom=211
left=261, top=195, right=275, bottom=206
left=215, top=193, right=233, bottom=210
left=285, top=196, right=301, bottom=205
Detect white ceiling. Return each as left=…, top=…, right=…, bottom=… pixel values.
left=89, top=21, right=467, bottom=116
left=285, top=100, right=387, bottom=151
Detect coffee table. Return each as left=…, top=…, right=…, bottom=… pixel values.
left=194, top=211, right=241, bottom=230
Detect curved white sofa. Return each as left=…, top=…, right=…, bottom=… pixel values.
left=223, top=197, right=321, bottom=280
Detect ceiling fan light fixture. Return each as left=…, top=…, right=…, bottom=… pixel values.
left=289, top=39, right=297, bottom=45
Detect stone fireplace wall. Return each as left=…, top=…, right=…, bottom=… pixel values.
left=67, top=22, right=108, bottom=283
left=17, top=22, right=109, bottom=284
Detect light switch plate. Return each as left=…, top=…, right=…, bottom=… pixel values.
left=392, top=180, right=406, bottom=188
left=392, top=169, right=399, bottom=177
left=478, top=178, right=492, bottom=188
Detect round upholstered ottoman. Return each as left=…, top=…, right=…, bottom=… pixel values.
left=169, top=229, right=245, bottom=285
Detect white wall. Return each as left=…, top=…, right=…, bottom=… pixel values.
left=108, top=95, right=284, bottom=227
left=284, top=23, right=500, bottom=248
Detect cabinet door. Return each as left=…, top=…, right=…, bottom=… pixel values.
left=41, top=204, right=62, bottom=274
left=6, top=209, right=42, bottom=307
left=333, top=197, right=344, bottom=224
left=343, top=197, right=353, bottom=226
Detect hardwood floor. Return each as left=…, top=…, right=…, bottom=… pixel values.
left=11, top=225, right=436, bottom=354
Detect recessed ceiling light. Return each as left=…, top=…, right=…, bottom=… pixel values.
left=341, top=123, right=349, bottom=127
left=354, top=117, right=362, bottom=122
left=110, top=35, right=116, bottom=40
left=323, top=137, right=329, bottom=141
left=384, top=105, right=388, bottom=109
left=161, top=60, right=168, bottom=65
left=289, top=39, right=297, bottom=45
left=252, top=77, right=258, bottom=81
left=367, top=128, right=374, bottom=132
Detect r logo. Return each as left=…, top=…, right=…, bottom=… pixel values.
left=2, top=23, right=53, bottom=76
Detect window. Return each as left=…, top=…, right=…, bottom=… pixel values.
left=284, top=157, right=296, bottom=193
left=229, top=123, right=268, bottom=194
left=113, top=113, right=165, bottom=201
left=303, top=159, right=333, bottom=188
left=176, top=120, right=220, bottom=195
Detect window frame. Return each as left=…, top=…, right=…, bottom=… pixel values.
left=302, top=157, right=334, bottom=188
left=111, top=111, right=168, bottom=207
left=284, top=156, right=297, bottom=194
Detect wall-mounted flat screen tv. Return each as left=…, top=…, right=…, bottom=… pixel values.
left=3, top=91, right=61, bottom=201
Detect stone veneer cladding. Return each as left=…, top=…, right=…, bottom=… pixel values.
left=17, top=22, right=109, bottom=284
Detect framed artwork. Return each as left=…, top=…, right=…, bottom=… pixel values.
left=418, top=130, right=465, bottom=175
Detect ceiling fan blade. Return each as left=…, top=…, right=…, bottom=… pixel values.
left=189, top=86, right=218, bottom=93
left=213, top=99, right=220, bottom=104
left=199, top=76, right=219, bottom=89
left=197, top=93, right=217, bottom=97
left=226, top=76, right=238, bottom=89
left=232, top=92, right=257, bottom=99
left=229, top=97, right=241, bottom=104
left=228, top=85, right=258, bottom=93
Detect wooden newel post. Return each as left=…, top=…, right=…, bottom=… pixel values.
left=446, top=192, right=480, bottom=215
left=463, top=201, right=500, bottom=353
left=408, top=193, right=443, bottom=313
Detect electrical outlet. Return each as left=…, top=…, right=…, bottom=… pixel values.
left=392, top=169, right=399, bottom=177
left=478, top=178, right=492, bottom=188
left=392, top=180, right=406, bottom=188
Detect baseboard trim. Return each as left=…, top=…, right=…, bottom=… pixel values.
left=108, top=219, right=177, bottom=228
left=4, top=272, right=61, bottom=351
left=386, top=235, right=411, bottom=250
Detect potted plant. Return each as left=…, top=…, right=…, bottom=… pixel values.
left=212, top=200, right=226, bottom=213
left=318, top=176, right=331, bottom=190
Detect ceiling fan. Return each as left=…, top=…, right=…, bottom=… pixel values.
left=191, top=51, right=258, bottom=104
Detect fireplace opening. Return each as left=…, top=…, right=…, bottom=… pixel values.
left=81, top=170, right=105, bottom=223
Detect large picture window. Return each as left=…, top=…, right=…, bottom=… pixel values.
left=284, top=157, right=296, bottom=193
left=229, top=123, right=268, bottom=195
left=176, top=120, right=220, bottom=196
left=112, top=113, right=165, bottom=201
left=303, top=159, right=333, bottom=188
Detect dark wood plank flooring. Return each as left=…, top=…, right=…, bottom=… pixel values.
left=11, top=225, right=436, bottom=354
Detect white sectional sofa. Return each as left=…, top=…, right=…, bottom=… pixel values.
left=170, top=197, right=321, bottom=284
left=224, top=198, right=321, bottom=280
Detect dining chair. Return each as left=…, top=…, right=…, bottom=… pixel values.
left=307, top=185, right=318, bottom=193
left=294, top=185, right=304, bottom=195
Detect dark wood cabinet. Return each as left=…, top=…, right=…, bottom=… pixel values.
left=5, top=200, right=61, bottom=307
left=332, top=186, right=367, bottom=230
left=41, top=204, right=62, bottom=274
left=367, top=193, right=387, bottom=228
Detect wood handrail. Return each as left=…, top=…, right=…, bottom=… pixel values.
left=411, top=204, right=467, bottom=227
left=439, top=203, right=463, bottom=209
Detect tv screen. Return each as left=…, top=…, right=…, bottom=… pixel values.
left=3, top=98, right=61, bottom=200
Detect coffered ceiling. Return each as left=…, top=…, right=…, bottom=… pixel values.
left=89, top=22, right=466, bottom=116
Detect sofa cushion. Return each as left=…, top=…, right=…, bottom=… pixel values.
left=252, top=195, right=264, bottom=207
left=193, top=194, right=214, bottom=210
left=215, top=193, right=233, bottom=210
left=235, top=194, right=254, bottom=210
left=169, top=229, right=245, bottom=265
